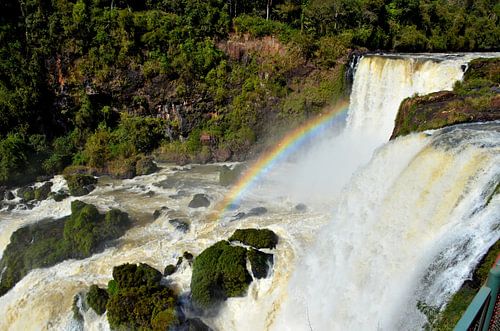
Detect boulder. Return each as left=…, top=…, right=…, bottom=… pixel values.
left=4, top=191, right=15, bottom=200
left=247, top=248, right=273, bottom=279
left=247, top=207, right=267, bottom=217
left=164, top=264, right=177, bottom=276
left=294, top=203, right=307, bottom=212
left=153, top=206, right=169, bottom=220
left=190, top=241, right=251, bottom=310
left=64, top=174, right=97, bottom=196
left=229, top=228, right=278, bottom=249
left=188, top=194, right=210, bottom=208
left=86, top=285, right=109, bottom=315
left=135, top=156, right=158, bottom=176
left=51, top=191, right=69, bottom=202
left=169, top=219, right=189, bottom=233
left=34, top=182, right=53, bottom=201
left=17, top=186, right=35, bottom=201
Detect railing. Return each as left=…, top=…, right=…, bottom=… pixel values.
left=454, top=255, right=500, bottom=331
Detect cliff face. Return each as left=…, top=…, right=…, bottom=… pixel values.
left=391, top=58, right=500, bottom=139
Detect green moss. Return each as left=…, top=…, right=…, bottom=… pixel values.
left=104, top=263, right=179, bottom=330
left=190, top=241, right=251, bottom=309
left=229, top=228, right=278, bottom=249
left=0, top=201, right=131, bottom=297
left=107, top=279, right=119, bottom=296
left=64, top=174, right=97, bottom=196
left=86, top=285, right=109, bottom=315
left=34, top=182, right=53, bottom=201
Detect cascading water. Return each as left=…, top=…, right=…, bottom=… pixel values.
left=0, top=53, right=498, bottom=331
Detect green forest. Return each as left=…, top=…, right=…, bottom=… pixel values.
left=0, top=0, right=499, bottom=186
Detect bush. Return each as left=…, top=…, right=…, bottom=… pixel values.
left=229, top=229, right=279, bottom=249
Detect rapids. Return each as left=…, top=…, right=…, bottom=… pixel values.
left=0, top=53, right=499, bottom=331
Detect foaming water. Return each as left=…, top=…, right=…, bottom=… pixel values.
left=0, top=54, right=499, bottom=331
left=272, top=123, right=500, bottom=330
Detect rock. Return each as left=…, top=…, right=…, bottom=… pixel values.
left=185, top=318, right=213, bottom=331
left=4, top=191, right=14, bottom=200
left=72, top=294, right=84, bottom=322
left=248, top=248, right=273, bottom=279
left=112, top=263, right=162, bottom=289
left=34, top=182, right=53, bottom=201
left=0, top=186, right=5, bottom=201
left=230, top=212, right=246, bottom=222
left=190, top=241, right=251, bottom=310
left=229, top=228, right=279, bottom=249
left=294, top=203, right=307, bottom=212
left=188, top=194, right=210, bottom=208
left=144, top=190, right=155, bottom=197
left=135, top=156, right=158, bottom=176
left=153, top=206, right=169, bottom=220
left=17, top=186, right=35, bottom=201
left=51, top=191, right=69, bottom=202
left=169, top=219, right=189, bottom=233
left=86, top=285, right=109, bottom=315
left=214, top=147, right=232, bottom=162
left=64, top=174, right=97, bottom=196
left=183, top=251, right=194, bottom=262
left=164, top=264, right=177, bottom=276
left=219, top=164, right=246, bottom=186
left=247, top=207, right=267, bottom=217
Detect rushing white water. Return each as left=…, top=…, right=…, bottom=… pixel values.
left=272, top=122, right=500, bottom=330
left=0, top=54, right=498, bottom=331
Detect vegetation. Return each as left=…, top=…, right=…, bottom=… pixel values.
left=0, top=0, right=497, bottom=185
left=229, top=228, right=279, bottom=249
left=422, top=239, right=500, bottom=330
left=191, top=240, right=252, bottom=309
left=86, top=285, right=109, bottom=316
left=0, top=200, right=131, bottom=296
left=64, top=174, right=97, bottom=196
left=191, top=228, right=278, bottom=310
left=392, top=58, right=500, bottom=138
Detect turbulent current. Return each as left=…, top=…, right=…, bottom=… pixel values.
left=0, top=54, right=499, bottom=331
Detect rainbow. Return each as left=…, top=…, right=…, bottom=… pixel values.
left=215, top=100, right=350, bottom=219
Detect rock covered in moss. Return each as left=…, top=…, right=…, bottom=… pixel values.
left=248, top=248, right=273, bottom=279
left=135, top=156, right=158, bottom=176
left=188, top=194, right=210, bottom=208
left=105, top=263, right=180, bottom=330
left=64, top=174, right=97, bottom=196
left=190, top=241, right=251, bottom=310
left=164, top=264, right=177, bottom=276
left=112, top=263, right=162, bottom=289
left=50, top=190, right=69, bottom=202
left=229, top=228, right=278, bottom=249
left=86, top=285, right=109, bottom=315
left=17, top=186, right=35, bottom=201
left=34, top=182, right=53, bottom=201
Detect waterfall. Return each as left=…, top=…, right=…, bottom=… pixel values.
left=272, top=122, right=500, bottom=330
left=0, top=54, right=498, bottom=331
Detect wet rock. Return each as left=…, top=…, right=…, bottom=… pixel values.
left=153, top=206, right=169, bottom=220
left=230, top=212, right=246, bottom=222
left=247, top=207, right=267, bottom=217
left=17, top=186, right=35, bottom=201
left=295, top=203, right=307, bottom=212
left=188, top=194, right=210, bottom=208
left=51, top=191, right=69, bottom=202
left=136, top=156, right=158, bottom=176
left=0, top=186, right=5, bottom=201
left=183, top=251, right=194, bottom=262
left=214, top=147, right=232, bottom=162
left=169, top=190, right=189, bottom=199
left=144, top=190, right=155, bottom=197
left=169, top=219, right=189, bottom=233
left=4, top=191, right=15, bottom=200
left=164, top=264, right=177, bottom=276
left=34, top=182, right=53, bottom=201
left=185, top=318, right=213, bottom=331
left=65, top=174, right=98, bottom=197
left=248, top=248, right=273, bottom=279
